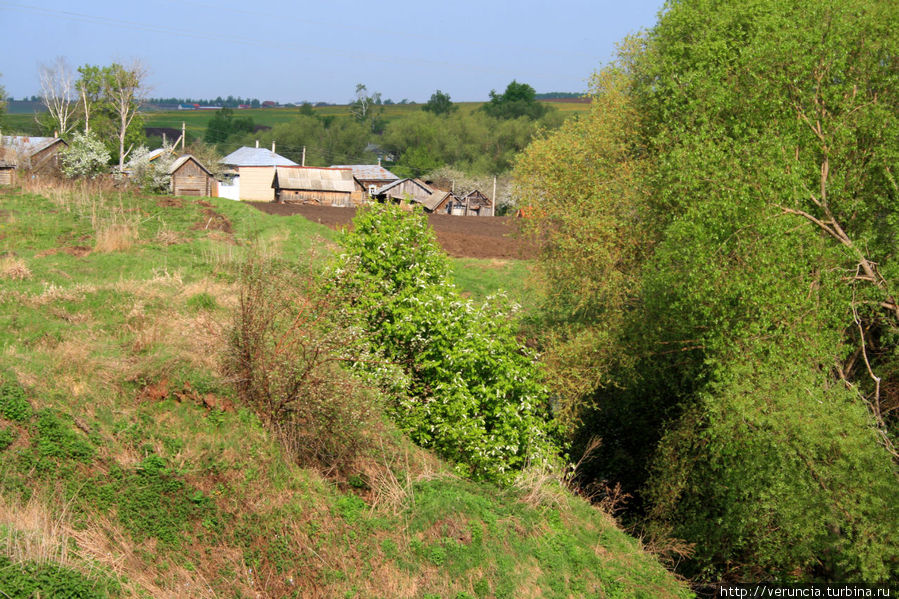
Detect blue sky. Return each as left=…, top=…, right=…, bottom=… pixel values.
left=1, top=0, right=665, bottom=103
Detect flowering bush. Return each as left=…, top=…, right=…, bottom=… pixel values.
left=60, top=132, right=110, bottom=179
left=128, top=145, right=174, bottom=192
left=331, top=204, right=559, bottom=483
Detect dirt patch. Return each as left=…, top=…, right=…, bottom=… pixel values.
left=195, top=199, right=214, bottom=208
left=63, top=246, right=92, bottom=257
left=156, top=197, right=183, bottom=208
left=249, top=203, right=537, bottom=260
left=192, top=207, right=233, bottom=234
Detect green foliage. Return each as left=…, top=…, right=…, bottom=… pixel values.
left=422, top=90, right=457, bottom=116
left=34, top=409, right=95, bottom=465
left=0, top=426, right=16, bottom=450
left=483, top=80, right=549, bottom=120
left=0, top=556, right=119, bottom=598
left=127, top=144, right=174, bottom=192
left=60, top=132, right=111, bottom=179
left=331, top=204, right=558, bottom=483
left=517, top=0, right=899, bottom=583
left=0, top=379, right=32, bottom=423
left=204, top=107, right=255, bottom=144
left=239, top=115, right=372, bottom=166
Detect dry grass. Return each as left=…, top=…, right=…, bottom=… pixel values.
left=94, top=222, right=138, bottom=253
left=0, top=255, right=31, bottom=280
left=513, top=466, right=568, bottom=511
left=0, top=492, right=78, bottom=569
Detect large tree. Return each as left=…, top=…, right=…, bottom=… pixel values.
left=516, top=0, right=899, bottom=583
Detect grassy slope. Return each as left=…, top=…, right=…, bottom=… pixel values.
left=0, top=184, right=689, bottom=599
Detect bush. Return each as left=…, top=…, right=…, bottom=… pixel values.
left=225, top=257, right=381, bottom=476
left=330, top=204, right=559, bottom=483
left=0, top=379, right=32, bottom=423
left=60, top=132, right=110, bottom=179
left=127, top=144, right=174, bottom=193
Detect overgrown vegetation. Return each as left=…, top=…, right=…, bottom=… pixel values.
left=516, top=0, right=899, bottom=584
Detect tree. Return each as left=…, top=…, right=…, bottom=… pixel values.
left=204, top=108, right=255, bottom=144
left=104, top=61, right=149, bottom=171
left=76, top=64, right=108, bottom=135
left=483, top=80, right=549, bottom=120
left=516, top=0, right=899, bottom=583
left=38, top=57, right=78, bottom=137
left=350, top=83, right=384, bottom=132
left=0, top=74, right=6, bottom=123
left=422, top=90, right=457, bottom=116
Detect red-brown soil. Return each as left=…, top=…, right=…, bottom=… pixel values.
left=248, top=203, right=537, bottom=260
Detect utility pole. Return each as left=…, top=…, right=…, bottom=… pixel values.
left=181, top=122, right=185, bottom=151
left=492, top=176, right=497, bottom=217
left=302, top=146, right=306, bottom=167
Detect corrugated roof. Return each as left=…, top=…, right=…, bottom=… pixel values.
left=169, top=155, right=213, bottom=176
left=0, top=135, right=67, bottom=157
left=220, top=146, right=298, bottom=167
left=272, top=166, right=356, bottom=193
left=330, top=164, right=398, bottom=182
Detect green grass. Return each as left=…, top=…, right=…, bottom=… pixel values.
left=0, top=183, right=689, bottom=598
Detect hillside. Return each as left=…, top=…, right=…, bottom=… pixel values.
left=0, top=182, right=690, bottom=598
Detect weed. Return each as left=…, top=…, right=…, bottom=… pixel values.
left=0, top=255, right=31, bottom=280
left=0, top=380, right=32, bottom=422
left=0, top=555, right=119, bottom=598
left=0, top=427, right=16, bottom=451
left=185, top=291, right=217, bottom=312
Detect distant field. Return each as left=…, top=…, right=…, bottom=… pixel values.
left=2, top=100, right=590, bottom=137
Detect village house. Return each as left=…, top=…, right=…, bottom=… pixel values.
left=373, top=178, right=436, bottom=207
left=218, top=143, right=298, bottom=201
left=272, top=166, right=364, bottom=206
left=0, top=135, right=68, bottom=183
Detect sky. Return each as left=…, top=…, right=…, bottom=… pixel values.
left=1, top=0, right=665, bottom=104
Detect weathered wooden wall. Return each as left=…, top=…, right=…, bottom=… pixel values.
left=172, top=159, right=213, bottom=196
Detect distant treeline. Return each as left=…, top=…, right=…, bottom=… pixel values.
left=148, top=96, right=263, bottom=108
left=534, top=92, right=584, bottom=99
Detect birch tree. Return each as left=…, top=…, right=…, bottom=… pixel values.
left=38, top=57, right=78, bottom=137
left=104, top=61, right=148, bottom=170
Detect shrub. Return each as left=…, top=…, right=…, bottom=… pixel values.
left=60, top=132, right=110, bottom=179
left=127, top=144, right=174, bottom=193
left=330, top=204, right=559, bottom=483
left=0, top=379, right=32, bottom=423
left=225, top=256, right=381, bottom=476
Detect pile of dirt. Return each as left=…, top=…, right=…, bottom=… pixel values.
left=249, top=203, right=537, bottom=260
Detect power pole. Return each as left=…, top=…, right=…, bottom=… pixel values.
left=181, top=122, right=185, bottom=151
left=492, top=176, right=497, bottom=217
left=302, top=146, right=306, bottom=166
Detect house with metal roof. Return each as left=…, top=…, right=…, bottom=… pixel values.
left=272, top=166, right=364, bottom=207
left=218, top=143, right=298, bottom=201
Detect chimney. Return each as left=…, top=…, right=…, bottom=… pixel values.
left=255, top=140, right=259, bottom=148
left=377, top=156, right=381, bottom=167
left=54, top=131, right=59, bottom=138
left=272, top=141, right=276, bottom=154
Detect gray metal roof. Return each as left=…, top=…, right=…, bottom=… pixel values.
left=220, top=146, right=298, bottom=167
left=330, top=164, right=398, bottom=182
left=418, top=190, right=453, bottom=211
left=374, top=178, right=434, bottom=196
left=272, top=166, right=356, bottom=193
left=0, top=135, right=67, bottom=157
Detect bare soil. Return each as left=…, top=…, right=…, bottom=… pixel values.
left=248, top=203, right=537, bottom=260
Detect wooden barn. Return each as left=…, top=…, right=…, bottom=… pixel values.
left=272, top=166, right=364, bottom=206
left=169, top=155, right=216, bottom=196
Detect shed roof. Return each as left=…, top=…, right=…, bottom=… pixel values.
left=418, top=190, right=453, bottom=212
left=330, top=164, right=398, bottom=182
left=220, top=146, right=298, bottom=167
left=169, top=155, right=213, bottom=176
left=375, top=178, right=434, bottom=196
left=0, top=135, right=67, bottom=157
left=272, top=166, right=356, bottom=193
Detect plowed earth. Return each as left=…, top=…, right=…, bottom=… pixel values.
left=248, top=203, right=537, bottom=260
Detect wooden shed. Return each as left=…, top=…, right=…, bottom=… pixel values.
left=0, top=135, right=68, bottom=175
left=272, top=166, right=364, bottom=206
left=374, top=178, right=436, bottom=206
left=330, top=164, right=399, bottom=195
left=457, top=190, right=493, bottom=216
left=0, top=162, right=16, bottom=186
left=169, top=155, right=215, bottom=196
